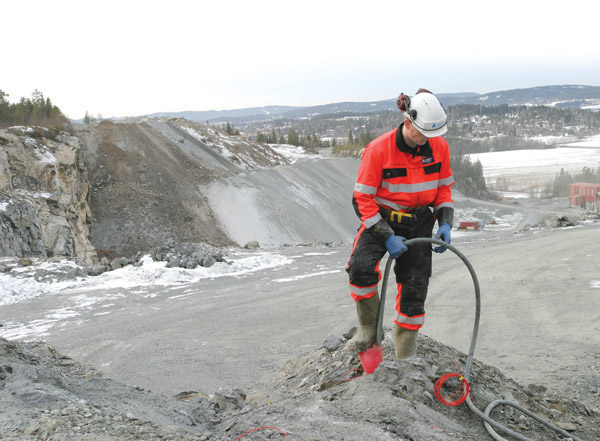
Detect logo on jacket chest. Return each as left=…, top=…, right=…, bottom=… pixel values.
left=422, top=156, right=434, bottom=165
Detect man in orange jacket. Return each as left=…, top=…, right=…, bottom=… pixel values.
left=345, top=89, right=454, bottom=360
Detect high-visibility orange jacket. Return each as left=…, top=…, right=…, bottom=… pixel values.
left=352, top=126, right=454, bottom=231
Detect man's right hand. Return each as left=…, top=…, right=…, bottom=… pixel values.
left=385, top=235, right=408, bottom=259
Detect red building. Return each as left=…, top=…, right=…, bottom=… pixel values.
left=458, top=220, right=484, bottom=230
left=569, top=182, right=600, bottom=210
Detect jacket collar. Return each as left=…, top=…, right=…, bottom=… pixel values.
left=396, top=123, right=433, bottom=157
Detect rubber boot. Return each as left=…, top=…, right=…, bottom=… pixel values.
left=345, top=294, right=379, bottom=353
left=394, top=324, right=418, bottom=360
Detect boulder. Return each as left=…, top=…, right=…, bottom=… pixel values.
left=202, top=255, right=217, bottom=268
left=243, top=241, right=260, bottom=250
left=210, top=388, right=246, bottom=412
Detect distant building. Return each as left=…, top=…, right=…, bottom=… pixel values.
left=458, top=220, right=484, bottom=230
left=569, top=182, right=600, bottom=211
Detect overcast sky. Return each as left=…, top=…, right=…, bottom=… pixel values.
left=2, top=0, right=600, bottom=119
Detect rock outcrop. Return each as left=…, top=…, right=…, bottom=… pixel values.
left=0, top=127, right=94, bottom=262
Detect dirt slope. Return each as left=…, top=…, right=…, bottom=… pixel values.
left=77, top=119, right=290, bottom=257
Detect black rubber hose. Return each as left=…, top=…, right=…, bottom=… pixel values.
left=388, top=237, right=586, bottom=441
left=376, top=257, right=393, bottom=346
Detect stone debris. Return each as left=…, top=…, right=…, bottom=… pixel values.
left=0, top=241, right=228, bottom=283
left=0, top=337, right=213, bottom=440
left=1, top=331, right=598, bottom=440
left=216, top=330, right=600, bottom=441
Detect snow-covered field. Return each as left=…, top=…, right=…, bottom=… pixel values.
left=469, top=138, right=600, bottom=197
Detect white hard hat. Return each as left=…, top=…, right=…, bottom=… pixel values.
left=406, top=92, right=447, bottom=138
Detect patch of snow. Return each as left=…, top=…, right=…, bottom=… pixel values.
left=591, top=281, right=600, bottom=289
left=0, top=276, right=61, bottom=307
left=581, top=103, right=600, bottom=110
left=525, top=135, right=576, bottom=145
left=485, top=213, right=525, bottom=231
left=36, top=148, right=57, bottom=165
left=270, top=144, right=319, bottom=163
left=561, top=134, right=600, bottom=148
left=9, top=126, right=35, bottom=133
left=13, top=189, right=53, bottom=199
left=0, top=252, right=293, bottom=307
left=548, top=100, right=572, bottom=107
left=10, top=259, right=81, bottom=275
left=273, top=270, right=340, bottom=283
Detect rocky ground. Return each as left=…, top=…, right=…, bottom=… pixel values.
left=1, top=331, right=598, bottom=441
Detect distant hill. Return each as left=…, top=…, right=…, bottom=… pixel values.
left=146, top=105, right=301, bottom=124
left=440, top=85, right=600, bottom=109
left=140, top=85, right=600, bottom=126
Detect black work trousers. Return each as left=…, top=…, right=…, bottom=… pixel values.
left=346, top=207, right=435, bottom=330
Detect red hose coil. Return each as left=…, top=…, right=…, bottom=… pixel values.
left=434, top=372, right=470, bottom=406
left=434, top=358, right=471, bottom=406
left=236, top=426, right=290, bottom=440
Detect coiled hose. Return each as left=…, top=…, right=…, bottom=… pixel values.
left=393, top=237, right=585, bottom=441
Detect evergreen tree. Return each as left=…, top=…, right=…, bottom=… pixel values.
left=287, top=128, right=300, bottom=146
left=359, top=129, right=375, bottom=146
left=256, top=132, right=268, bottom=143
left=0, top=90, right=9, bottom=121
left=450, top=152, right=491, bottom=199
left=0, top=89, right=69, bottom=128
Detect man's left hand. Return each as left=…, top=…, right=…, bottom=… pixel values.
left=434, top=223, right=451, bottom=253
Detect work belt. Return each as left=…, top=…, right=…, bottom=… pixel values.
left=379, top=206, right=430, bottom=226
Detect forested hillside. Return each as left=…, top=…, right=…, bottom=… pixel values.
left=251, top=104, right=600, bottom=154
left=0, top=89, right=69, bottom=129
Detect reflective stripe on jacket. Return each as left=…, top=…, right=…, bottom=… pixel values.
left=353, top=128, right=454, bottom=229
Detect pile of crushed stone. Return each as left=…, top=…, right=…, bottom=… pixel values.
left=1, top=332, right=598, bottom=441
left=217, top=331, right=598, bottom=440
left=0, top=337, right=216, bottom=440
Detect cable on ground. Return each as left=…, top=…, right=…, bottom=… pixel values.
left=235, top=426, right=290, bottom=440
left=433, top=358, right=470, bottom=406
left=342, top=367, right=364, bottom=381
left=403, top=237, right=585, bottom=441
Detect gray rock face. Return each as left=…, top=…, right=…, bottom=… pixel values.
left=0, top=127, right=94, bottom=262
left=0, top=199, right=46, bottom=256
